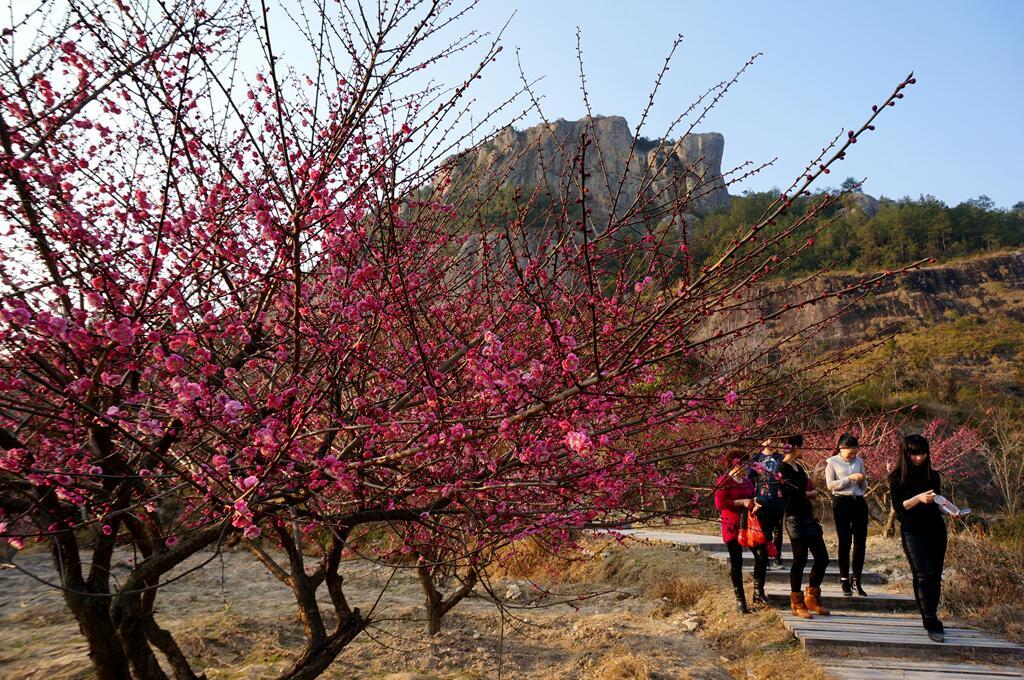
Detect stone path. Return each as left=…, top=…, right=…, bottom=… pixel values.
left=624, top=529, right=1024, bottom=679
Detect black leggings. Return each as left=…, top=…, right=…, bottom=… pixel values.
left=750, top=543, right=769, bottom=588
left=833, top=495, right=868, bottom=580
left=725, top=538, right=745, bottom=590
left=788, top=520, right=830, bottom=592
left=752, top=512, right=777, bottom=588
left=902, top=527, right=947, bottom=631
left=725, top=538, right=769, bottom=593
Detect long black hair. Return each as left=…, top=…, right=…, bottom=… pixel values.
left=889, top=434, right=932, bottom=485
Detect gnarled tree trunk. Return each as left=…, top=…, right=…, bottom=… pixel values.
left=417, top=561, right=478, bottom=635
left=884, top=508, right=898, bottom=538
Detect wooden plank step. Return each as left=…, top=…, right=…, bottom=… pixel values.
left=703, top=550, right=888, bottom=572
left=748, top=565, right=887, bottom=585
left=790, top=613, right=989, bottom=630
left=803, top=636, right=1024, bottom=661
left=766, top=585, right=916, bottom=613
left=780, top=613, right=1024, bottom=661
left=707, top=553, right=889, bottom=584
left=819, top=659, right=1024, bottom=679
left=704, top=549, right=798, bottom=561
left=790, top=621, right=996, bottom=639
left=791, top=633, right=1024, bottom=653
left=627, top=529, right=888, bottom=584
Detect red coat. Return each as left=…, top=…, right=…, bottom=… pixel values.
left=714, top=473, right=755, bottom=543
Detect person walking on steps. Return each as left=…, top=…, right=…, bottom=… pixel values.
left=826, top=433, right=869, bottom=597
left=714, top=449, right=759, bottom=614
left=779, top=434, right=831, bottom=619
left=890, top=434, right=948, bottom=643
left=749, top=439, right=784, bottom=568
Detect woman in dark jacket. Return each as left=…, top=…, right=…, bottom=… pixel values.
left=889, top=434, right=947, bottom=642
left=714, top=449, right=758, bottom=613
left=778, top=434, right=831, bottom=618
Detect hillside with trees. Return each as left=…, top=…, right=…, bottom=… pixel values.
left=692, top=180, right=1024, bottom=273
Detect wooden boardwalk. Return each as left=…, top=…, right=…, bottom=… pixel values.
left=626, top=529, right=1024, bottom=679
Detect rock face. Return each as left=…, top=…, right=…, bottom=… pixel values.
left=754, top=252, right=1024, bottom=349
left=438, top=115, right=730, bottom=224
left=843, top=191, right=881, bottom=219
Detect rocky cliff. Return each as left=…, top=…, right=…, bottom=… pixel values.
left=710, top=251, right=1024, bottom=406
left=774, top=252, right=1024, bottom=348
left=438, top=115, right=730, bottom=224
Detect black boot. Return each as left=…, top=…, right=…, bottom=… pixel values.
left=752, top=581, right=768, bottom=606
left=734, top=586, right=749, bottom=614
left=752, top=555, right=768, bottom=606
left=840, top=577, right=853, bottom=597
left=853, top=577, right=868, bottom=597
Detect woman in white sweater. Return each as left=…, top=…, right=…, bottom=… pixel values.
left=825, top=433, right=869, bottom=596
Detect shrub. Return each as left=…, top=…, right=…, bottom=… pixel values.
left=944, top=532, right=1024, bottom=643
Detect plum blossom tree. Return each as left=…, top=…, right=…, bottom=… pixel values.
left=0, top=0, right=923, bottom=677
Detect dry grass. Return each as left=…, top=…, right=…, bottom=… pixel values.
left=527, top=541, right=830, bottom=680
left=647, top=575, right=710, bottom=609
left=695, top=586, right=830, bottom=680
left=172, top=609, right=302, bottom=676
left=944, top=531, right=1024, bottom=643
left=592, top=648, right=652, bottom=680
left=485, top=536, right=600, bottom=582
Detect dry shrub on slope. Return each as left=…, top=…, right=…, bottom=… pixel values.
left=945, top=530, right=1024, bottom=643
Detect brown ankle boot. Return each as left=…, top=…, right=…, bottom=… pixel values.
left=790, top=591, right=813, bottom=618
left=805, top=586, right=831, bottom=615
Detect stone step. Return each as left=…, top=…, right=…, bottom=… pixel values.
left=820, top=659, right=1024, bottom=680
left=766, top=584, right=917, bottom=613
left=781, top=613, right=1024, bottom=662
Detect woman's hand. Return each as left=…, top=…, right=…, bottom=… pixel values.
left=904, top=489, right=937, bottom=509
left=735, top=498, right=755, bottom=509
left=806, top=489, right=818, bottom=498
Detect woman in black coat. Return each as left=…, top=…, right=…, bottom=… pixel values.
left=889, top=434, right=947, bottom=642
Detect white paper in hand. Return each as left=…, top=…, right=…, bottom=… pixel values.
left=935, top=495, right=971, bottom=517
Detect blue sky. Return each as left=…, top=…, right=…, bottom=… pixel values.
left=427, top=0, right=1023, bottom=207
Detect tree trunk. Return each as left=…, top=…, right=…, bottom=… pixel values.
left=274, top=614, right=365, bottom=680
left=418, top=562, right=444, bottom=636
left=146, top=615, right=207, bottom=680
left=108, top=522, right=225, bottom=680
left=111, top=592, right=172, bottom=680
left=65, top=594, right=133, bottom=680
left=53, top=532, right=132, bottom=680
left=426, top=602, right=443, bottom=636
left=416, top=562, right=477, bottom=636
left=884, top=508, right=898, bottom=538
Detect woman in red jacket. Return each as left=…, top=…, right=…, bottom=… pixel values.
left=714, top=449, right=758, bottom=613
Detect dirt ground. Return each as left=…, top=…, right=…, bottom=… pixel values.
left=0, top=538, right=734, bottom=680
left=1, top=517, right=961, bottom=680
